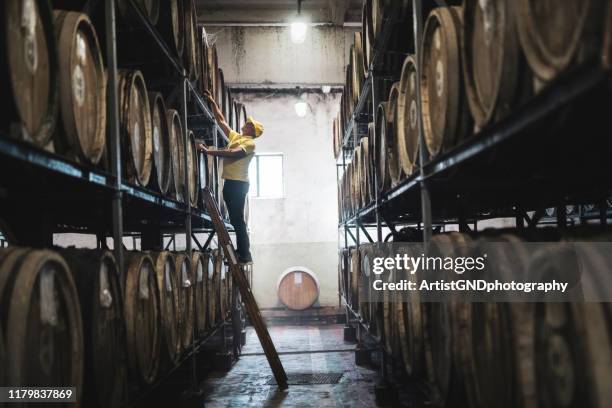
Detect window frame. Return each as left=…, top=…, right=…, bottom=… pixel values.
left=250, top=152, right=285, bottom=199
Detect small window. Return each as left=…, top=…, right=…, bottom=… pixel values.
left=249, top=153, right=284, bottom=198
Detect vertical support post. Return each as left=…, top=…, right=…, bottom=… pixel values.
left=182, top=78, right=198, bottom=393
left=105, top=0, right=124, bottom=289
left=413, top=0, right=432, bottom=244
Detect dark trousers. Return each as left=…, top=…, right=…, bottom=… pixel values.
left=223, top=179, right=251, bottom=259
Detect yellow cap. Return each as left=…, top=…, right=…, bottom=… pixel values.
left=246, top=116, right=264, bottom=138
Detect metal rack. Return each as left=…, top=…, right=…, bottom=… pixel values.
left=337, top=0, right=612, bottom=389
left=0, top=0, right=240, bottom=404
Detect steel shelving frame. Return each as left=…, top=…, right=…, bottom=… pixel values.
left=0, top=0, right=240, bottom=405
left=336, top=0, right=612, bottom=389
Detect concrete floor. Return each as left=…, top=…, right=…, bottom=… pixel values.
left=202, top=324, right=381, bottom=407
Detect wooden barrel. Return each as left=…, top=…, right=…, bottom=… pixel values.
left=207, top=44, right=219, bottom=96
left=199, top=27, right=210, bottom=94
left=187, top=129, right=199, bottom=207
left=462, top=0, right=521, bottom=129
left=361, top=0, right=373, bottom=75
left=174, top=253, right=193, bottom=350
left=375, top=102, right=391, bottom=193
left=217, top=250, right=227, bottom=319
left=166, top=108, right=184, bottom=201
left=207, top=249, right=218, bottom=326
left=277, top=267, right=320, bottom=311
left=387, top=82, right=403, bottom=186
left=183, top=0, right=198, bottom=81
left=422, top=233, right=471, bottom=407
left=215, top=68, right=226, bottom=113
left=516, top=0, right=603, bottom=82
left=118, top=70, right=153, bottom=187
left=351, top=32, right=365, bottom=105
left=124, top=252, right=160, bottom=384
left=157, top=0, right=184, bottom=57
left=1, top=0, right=58, bottom=147
left=53, top=10, right=106, bottom=165
left=382, top=253, right=399, bottom=358
left=395, top=245, right=425, bottom=378
left=421, top=6, right=472, bottom=158
left=148, top=92, right=172, bottom=195
left=349, top=248, right=360, bottom=310
left=59, top=249, right=126, bottom=408
left=397, top=55, right=419, bottom=176
left=118, top=0, right=160, bottom=25
left=191, top=251, right=207, bottom=336
left=353, top=141, right=363, bottom=211
left=151, top=251, right=180, bottom=366
left=358, top=245, right=373, bottom=324
left=0, top=248, right=83, bottom=403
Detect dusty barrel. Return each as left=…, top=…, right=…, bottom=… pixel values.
left=0, top=248, right=83, bottom=403
left=517, top=0, right=603, bottom=82
left=183, top=0, right=198, bottom=81
left=174, top=253, right=194, bottom=350
left=148, top=92, right=172, bottom=195
left=166, top=108, right=184, bottom=201
left=59, top=249, right=126, bottom=408
left=124, top=252, right=160, bottom=384
left=118, top=70, right=153, bottom=187
left=1, top=0, right=58, bottom=146
left=353, top=141, right=363, bottom=211
left=216, top=250, right=227, bottom=319
left=421, top=6, right=471, bottom=158
left=462, top=0, right=522, bottom=128
left=53, top=10, right=106, bottom=165
left=215, top=68, right=226, bottom=112
left=351, top=32, right=365, bottom=105
left=277, top=268, right=320, bottom=311
left=207, top=43, right=219, bottom=96
left=191, top=251, right=207, bottom=336
left=187, top=129, right=199, bottom=207
left=397, top=55, right=419, bottom=176
left=358, top=245, right=374, bottom=324
left=151, top=251, right=180, bottom=366
left=157, top=0, right=184, bottom=57
left=199, top=27, right=210, bottom=94
left=375, top=102, right=391, bottom=193
left=118, top=0, right=160, bottom=25
left=207, top=249, right=218, bottom=326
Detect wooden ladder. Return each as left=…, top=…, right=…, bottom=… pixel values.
left=202, top=187, right=288, bottom=390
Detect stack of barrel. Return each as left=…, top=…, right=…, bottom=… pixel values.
left=339, top=228, right=612, bottom=408
left=0, top=0, right=248, bottom=210
left=336, top=0, right=607, bottom=216
left=0, top=245, right=232, bottom=406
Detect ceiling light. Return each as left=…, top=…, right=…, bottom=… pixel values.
left=294, top=101, right=308, bottom=117
left=322, top=85, right=331, bottom=94
left=290, top=0, right=308, bottom=44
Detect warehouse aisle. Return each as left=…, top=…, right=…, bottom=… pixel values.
left=202, top=324, right=380, bottom=407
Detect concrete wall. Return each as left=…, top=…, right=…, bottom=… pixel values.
left=235, top=92, right=340, bottom=308
left=205, top=25, right=357, bottom=85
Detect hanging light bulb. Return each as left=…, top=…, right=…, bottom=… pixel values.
left=294, top=101, right=308, bottom=117
left=290, top=0, right=308, bottom=44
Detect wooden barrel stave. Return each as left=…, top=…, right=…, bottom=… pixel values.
left=148, top=92, right=172, bottom=195
left=375, top=102, right=392, bottom=193
left=60, top=249, right=127, bottom=408
left=53, top=10, right=106, bottom=165
left=174, top=253, right=194, bottom=350
left=2, top=0, right=58, bottom=147
left=397, top=55, right=420, bottom=176
left=191, top=251, right=207, bottom=336
left=207, top=249, right=219, bottom=326
left=157, top=0, right=184, bottom=57
left=183, top=0, right=198, bottom=81
left=187, top=129, right=199, bottom=207
left=151, top=251, right=180, bottom=366
left=124, top=252, right=160, bottom=384
left=421, top=6, right=472, bottom=158
left=0, top=248, right=84, bottom=403
left=118, top=70, right=153, bottom=187
left=387, top=82, right=404, bottom=186
left=166, top=108, right=184, bottom=201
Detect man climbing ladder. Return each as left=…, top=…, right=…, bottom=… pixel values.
left=199, top=90, right=263, bottom=264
